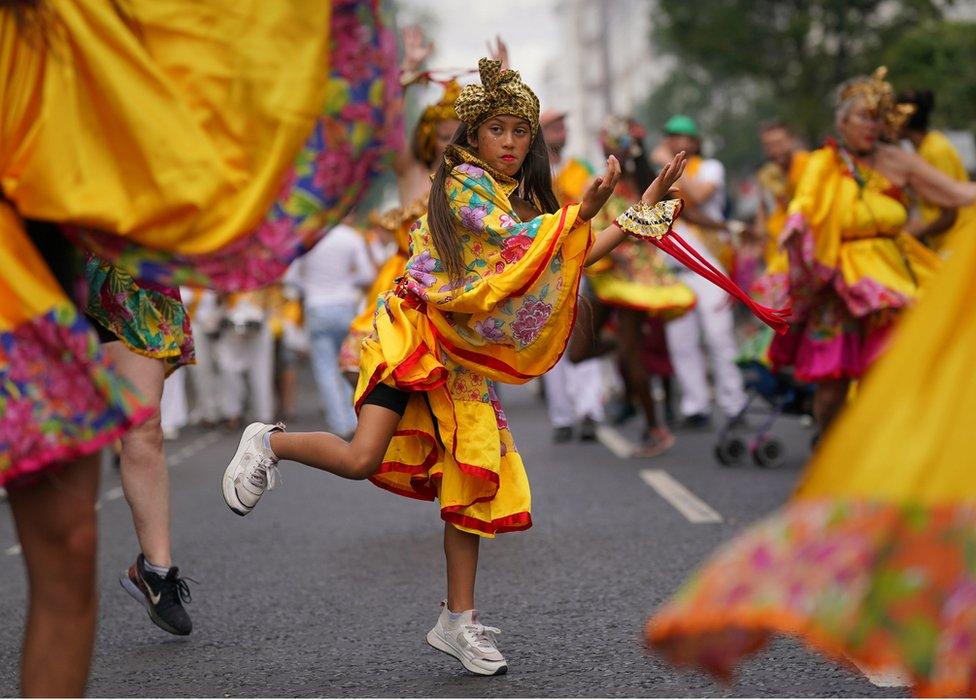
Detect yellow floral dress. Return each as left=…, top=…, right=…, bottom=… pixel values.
left=586, top=190, right=696, bottom=319
left=768, top=142, right=940, bottom=382
left=0, top=0, right=397, bottom=487
left=354, top=146, right=594, bottom=537
left=647, top=170, right=976, bottom=698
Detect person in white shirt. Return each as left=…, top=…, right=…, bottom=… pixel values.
left=289, top=221, right=375, bottom=437
left=653, top=115, right=746, bottom=429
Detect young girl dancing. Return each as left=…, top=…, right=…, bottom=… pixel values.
left=222, top=58, right=687, bottom=676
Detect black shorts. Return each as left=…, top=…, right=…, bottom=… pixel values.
left=25, top=219, right=120, bottom=344
left=360, top=382, right=411, bottom=416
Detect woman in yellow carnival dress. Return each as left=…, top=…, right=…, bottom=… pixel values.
left=1, top=1, right=398, bottom=694
left=221, top=57, right=689, bottom=676
left=646, top=73, right=976, bottom=698
left=338, top=27, right=462, bottom=376
left=574, top=115, right=696, bottom=455
left=767, top=68, right=976, bottom=438
left=897, top=89, right=976, bottom=256
left=750, top=120, right=810, bottom=308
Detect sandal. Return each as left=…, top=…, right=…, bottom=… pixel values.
left=635, top=427, right=675, bottom=458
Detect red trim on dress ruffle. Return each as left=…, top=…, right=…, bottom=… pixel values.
left=391, top=341, right=448, bottom=390
left=510, top=206, right=570, bottom=298
left=440, top=509, right=533, bottom=536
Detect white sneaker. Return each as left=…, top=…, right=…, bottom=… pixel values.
left=425, top=600, right=508, bottom=676
left=222, top=422, right=283, bottom=516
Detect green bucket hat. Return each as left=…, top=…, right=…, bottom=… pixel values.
left=664, top=114, right=699, bottom=138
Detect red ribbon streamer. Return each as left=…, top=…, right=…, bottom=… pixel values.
left=618, top=204, right=791, bottom=334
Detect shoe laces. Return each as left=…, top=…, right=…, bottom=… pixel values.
left=246, top=455, right=281, bottom=491
left=171, top=574, right=197, bottom=605
left=461, top=623, right=501, bottom=652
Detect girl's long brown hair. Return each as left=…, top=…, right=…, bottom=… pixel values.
left=426, top=124, right=559, bottom=283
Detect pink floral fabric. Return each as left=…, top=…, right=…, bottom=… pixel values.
left=0, top=305, right=150, bottom=487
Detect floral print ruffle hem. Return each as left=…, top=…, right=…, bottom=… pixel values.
left=0, top=304, right=151, bottom=488
left=646, top=498, right=976, bottom=697
left=85, top=257, right=195, bottom=372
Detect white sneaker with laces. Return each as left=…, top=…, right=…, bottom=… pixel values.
left=425, top=600, right=508, bottom=676
left=222, top=422, right=284, bottom=516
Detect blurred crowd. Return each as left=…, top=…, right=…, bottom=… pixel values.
left=159, top=82, right=973, bottom=462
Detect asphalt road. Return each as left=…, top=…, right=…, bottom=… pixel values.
left=0, top=371, right=903, bottom=697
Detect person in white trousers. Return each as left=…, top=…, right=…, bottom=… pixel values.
left=160, top=367, right=189, bottom=440
left=540, top=109, right=607, bottom=442
left=654, top=115, right=746, bottom=428
left=543, top=352, right=606, bottom=442
left=216, top=293, right=276, bottom=426
left=181, top=287, right=224, bottom=426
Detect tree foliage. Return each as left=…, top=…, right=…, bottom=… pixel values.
left=883, top=21, right=976, bottom=132
left=643, top=0, right=967, bottom=175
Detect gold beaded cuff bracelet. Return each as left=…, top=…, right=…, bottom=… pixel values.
left=614, top=198, right=683, bottom=241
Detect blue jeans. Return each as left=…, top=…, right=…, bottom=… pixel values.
left=305, top=302, right=359, bottom=435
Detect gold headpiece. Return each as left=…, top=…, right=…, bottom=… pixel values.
left=837, top=67, right=915, bottom=140
left=454, top=58, right=540, bottom=138
left=413, top=80, right=461, bottom=166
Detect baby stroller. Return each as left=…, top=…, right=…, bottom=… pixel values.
left=714, top=326, right=813, bottom=468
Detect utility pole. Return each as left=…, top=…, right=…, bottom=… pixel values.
left=597, top=0, right=614, bottom=116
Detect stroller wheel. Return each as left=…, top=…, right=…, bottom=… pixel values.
left=752, top=437, right=785, bottom=468
left=715, top=437, right=747, bottom=467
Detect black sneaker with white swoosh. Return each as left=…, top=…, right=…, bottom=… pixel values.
left=120, top=553, right=193, bottom=636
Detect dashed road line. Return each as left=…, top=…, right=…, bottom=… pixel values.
left=596, top=425, right=637, bottom=459
left=639, top=469, right=723, bottom=523
left=4, top=429, right=222, bottom=555
left=852, top=661, right=910, bottom=688
left=168, top=430, right=222, bottom=468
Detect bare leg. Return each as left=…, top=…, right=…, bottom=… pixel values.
left=444, top=522, right=479, bottom=612
left=617, top=310, right=657, bottom=431
left=813, top=378, right=850, bottom=437
left=277, top=365, right=298, bottom=420
left=9, top=454, right=100, bottom=698
left=617, top=310, right=675, bottom=455
left=568, top=297, right=612, bottom=363
left=270, top=403, right=403, bottom=480
left=104, top=342, right=170, bottom=566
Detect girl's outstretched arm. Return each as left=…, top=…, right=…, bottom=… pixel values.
left=584, top=151, right=687, bottom=266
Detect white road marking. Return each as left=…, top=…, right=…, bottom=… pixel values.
left=596, top=425, right=637, bottom=459
left=851, top=661, right=911, bottom=688
left=639, top=469, right=723, bottom=523
left=2, top=430, right=223, bottom=556
left=168, top=430, right=221, bottom=468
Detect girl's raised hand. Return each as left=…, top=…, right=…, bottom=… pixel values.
left=486, top=35, right=510, bottom=71
left=579, top=156, right=622, bottom=221
left=401, top=26, right=433, bottom=73
left=641, top=151, right=687, bottom=206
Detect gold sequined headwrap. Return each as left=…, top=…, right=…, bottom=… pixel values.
left=454, top=58, right=540, bottom=138
left=837, top=67, right=915, bottom=140
left=413, top=80, right=461, bottom=166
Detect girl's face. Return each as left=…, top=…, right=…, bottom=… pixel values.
left=838, top=97, right=881, bottom=154
left=469, top=115, right=533, bottom=177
